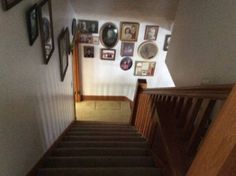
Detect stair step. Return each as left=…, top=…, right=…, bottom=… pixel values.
left=66, top=131, right=140, bottom=136
left=57, top=141, right=148, bottom=148
left=38, top=167, right=161, bottom=176
left=43, top=156, right=154, bottom=168
left=72, top=123, right=131, bottom=128
left=63, top=136, right=146, bottom=142
left=69, top=127, right=136, bottom=132
left=51, top=148, right=149, bottom=156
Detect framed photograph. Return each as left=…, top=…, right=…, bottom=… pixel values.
left=65, top=27, right=70, bottom=55
left=58, top=29, right=68, bottom=81
left=26, top=4, right=38, bottom=46
left=100, top=22, right=118, bottom=48
left=134, top=61, right=156, bottom=76
left=121, top=42, right=135, bottom=56
left=71, top=18, right=77, bottom=36
left=138, top=41, right=158, bottom=59
left=120, top=57, right=133, bottom=71
left=1, top=0, right=22, bottom=11
left=164, top=35, right=171, bottom=51
left=144, top=25, right=159, bottom=40
left=78, top=34, right=93, bottom=44
left=101, top=49, right=116, bottom=60
left=84, top=46, right=94, bottom=58
left=92, top=36, right=100, bottom=45
left=120, top=22, right=139, bottom=41
left=38, top=0, right=55, bottom=64
left=78, top=20, right=99, bottom=33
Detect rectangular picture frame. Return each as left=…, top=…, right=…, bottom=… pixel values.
left=120, top=22, right=139, bottom=42
left=38, top=0, right=55, bottom=64
left=78, top=20, right=99, bottom=33
left=26, top=4, right=38, bottom=46
left=1, top=0, right=22, bottom=11
left=121, top=42, right=135, bottom=57
left=101, top=49, right=116, bottom=61
left=134, top=61, right=156, bottom=76
left=58, top=28, right=68, bottom=82
left=144, top=25, right=159, bottom=41
left=84, top=46, right=94, bottom=58
left=163, top=35, right=171, bottom=51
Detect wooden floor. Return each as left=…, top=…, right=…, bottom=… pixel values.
left=76, top=100, right=132, bottom=123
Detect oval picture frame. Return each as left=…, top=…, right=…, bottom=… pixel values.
left=100, top=22, right=118, bottom=48
left=138, top=41, right=158, bottom=60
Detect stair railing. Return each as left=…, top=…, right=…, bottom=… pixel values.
left=130, top=79, right=233, bottom=176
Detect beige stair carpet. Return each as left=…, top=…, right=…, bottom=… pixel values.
left=76, top=101, right=131, bottom=123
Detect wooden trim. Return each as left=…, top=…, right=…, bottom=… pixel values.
left=82, top=95, right=131, bottom=102
left=26, top=120, right=75, bottom=176
left=187, top=84, right=236, bottom=176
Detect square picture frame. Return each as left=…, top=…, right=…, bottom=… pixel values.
left=144, top=25, right=159, bottom=41
left=38, top=0, right=55, bottom=64
left=121, top=42, right=135, bottom=57
left=84, top=46, right=94, bottom=58
left=1, top=0, right=22, bottom=11
left=78, top=20, right=99, bottom=33
left=120, top=22, right=139, bottom=41
left=78, top=34, right=93, bottom=44
left=164, top=35, right=171, bottom=51
left=58, top=28, right=68, bottom=82
left=101, top=49, right=116, bottom=60
left=26, top=4, right=38, bottom=46
left=134, top=61, right=156, bottom=76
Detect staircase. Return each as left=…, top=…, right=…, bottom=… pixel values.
left=37, top=121, right=161, bottom=176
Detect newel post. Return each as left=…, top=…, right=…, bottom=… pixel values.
left=130, top=79, right=147, bottom=126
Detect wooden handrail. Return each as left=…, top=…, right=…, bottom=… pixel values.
left=130, top=79, right=234, bottom=176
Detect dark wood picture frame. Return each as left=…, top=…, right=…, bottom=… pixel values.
left=26, top=4, right=38, bottom=46
left=101, top=49, right=116, bottom=60
left=1, top=0, right=22, bottom=11
left=163, top=34, right=171, bottom=51
left=144, top=25, right=159, bottom=41
left=71, top=18, right=77, bottom=36
left=58, top=29, right=68, bottom=82
left=38, top=0, right=55, bottom=64
left=100, top=22, right=118, bottom=48
left=78, top=20, right=99, bottom=33
left=84, top=46, right=94, bottom=58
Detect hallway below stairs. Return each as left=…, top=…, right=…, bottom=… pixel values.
left=37, top=121, right=161, bottom=176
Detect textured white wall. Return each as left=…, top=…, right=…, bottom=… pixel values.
left=166, top=0, right=236, bottom=86
left=0, top=0, right=75, bottom=175
left=73, top=0, right=176, bottom=100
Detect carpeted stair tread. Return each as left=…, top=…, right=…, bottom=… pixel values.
left=63, top=135, right=146, bottom=142
left=43, top=156, right=154, bottom=168
left=50, top=148, right=149, bottom=156
left=69, top=127, right=137, bottom=132
left=38, top=167, right=161, bottom=176
left=66, top=131, right=140, bottom=136
left=57, top=141, right=148, bottom=148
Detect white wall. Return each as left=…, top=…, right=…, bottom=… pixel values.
left=0, top=0, right=75, bottom=175
left=166, top=0, right=236, bottom=86
left=72, top=0, right=176, bottom=100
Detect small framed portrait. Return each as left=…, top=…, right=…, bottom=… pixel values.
left=134, top=61, right=156, bottom=76
left=78, top=20, right=99, bottom=33
left=163, top=35, right=171, bottom=51
left=1, top=0, right=22, bottom=11
left=121, top=42, right=135, bottom=57
left=78, top=34, right=93, bottom=44
left=120, top=57, right=133, bottom=71
left=120, top=22, right=139, bottom=41
left=92, top=36, right=100, bottom=45
left=84, top=46, right=94, bottom=58
left=144, top=25, right=159, bottom=40
left=101, top=49, right=116, bottom=60
left=26, top=4, right=38, bottom=46
left=58, top=28, right=68, bottom=81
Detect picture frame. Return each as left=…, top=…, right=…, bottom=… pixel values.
left=26, top=4, right=38, bottom=46
left=134, top=61, right=156, bottom=76
left=92, top=36, right=100, bottom=45
left=101, top=49, right=116, bottom=60
left=120, top=22, right=139, bottom=41
left=1, top=0, right=22, bottom=11
left=38, top=0, right=55, bottom=64
left=100, top=22, right=118, bottom=48
left=121, top=42, right=135, bottom=57
left=120, top=57, right=133, bottom=71
left=163, top=35, right=171, bottom=51
left=84, top=46, right=94, bottom=58
left=138, top=41, right=158, bottom=59
left=78, top=20, right=99, bottom=33
left=78, top=34, right=93, bottom=44
left=58, top=28, right=68, bottom=81
left=71, top=18, right=77, bottom=36
left=65, top=27, right=70, bottom=55
left=144, top=25, right=159, bottom=40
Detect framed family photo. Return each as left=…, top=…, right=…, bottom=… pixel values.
left=144, top=25, right=159, bottom=40
left=78, top=34, right=93, bottom=44
left=121, top=42, right=135, bottom=57
left=26, top=4, right=38, bottom=46
left=134, top=61, right=156, bottom=76
left=120, top=22, right=139, bottom=41
left=120, top=57, right=133, bottom=71
left=84, top=46, right=94, bottom=58
left=101, top=49, right=116, bottom=60
left=1, top=0, right=22, bottom=11
left=38, top=0, right=55, bottom=64
left=78, top=20, right=99, bottom=33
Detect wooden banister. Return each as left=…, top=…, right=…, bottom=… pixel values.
left=130, top=79, right=234, bottom=176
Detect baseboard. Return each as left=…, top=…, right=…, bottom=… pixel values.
left=26, top=120, right=75, bottom=176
